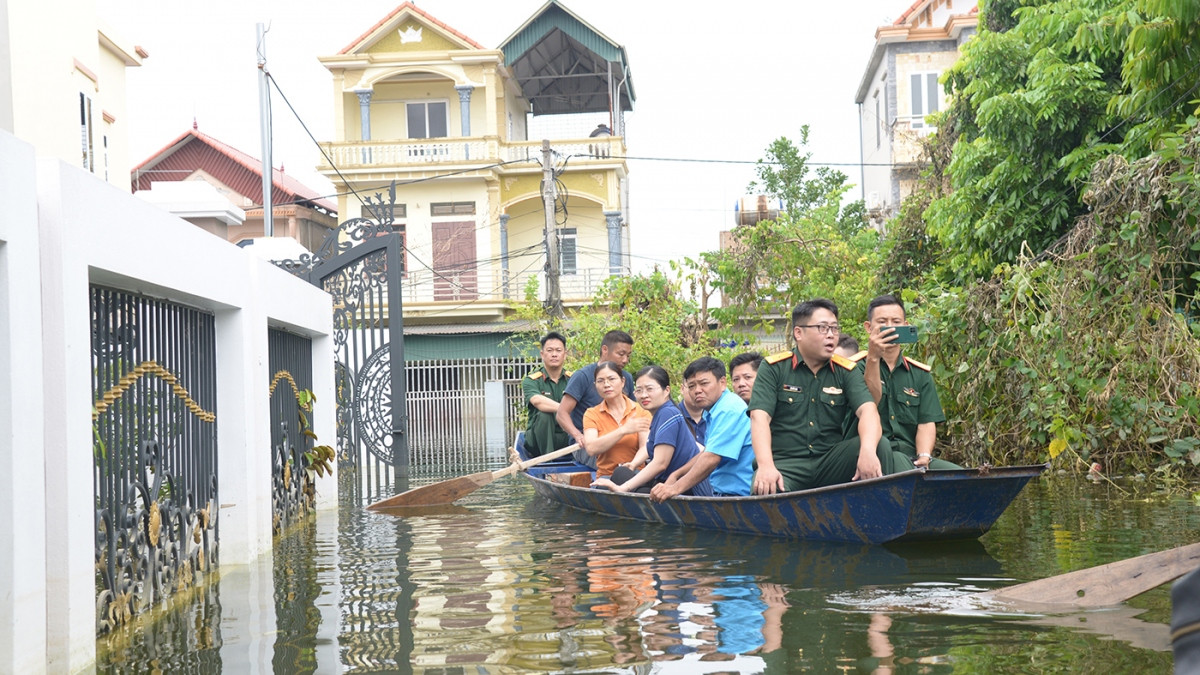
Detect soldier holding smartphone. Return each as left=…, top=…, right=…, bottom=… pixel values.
left=858, top=295, right=961, bottom=470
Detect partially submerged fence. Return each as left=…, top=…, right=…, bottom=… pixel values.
left=405, top=356, right=539, bottom=472
left=91, top=286, right=220, bottom=634
left=269, top=328, right=316, bottom=534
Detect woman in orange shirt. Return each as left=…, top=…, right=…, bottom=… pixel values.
left=582, top=361, right=651, bottom=478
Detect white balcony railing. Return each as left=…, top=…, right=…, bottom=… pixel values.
left=319, top=136, right=625, bottom=170
left=397, top=265, right=628, bottom=306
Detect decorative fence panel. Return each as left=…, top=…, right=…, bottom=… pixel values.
left=268, top=328, right=315, bottom=535
left=405, top=357, right=539, bottom=473
left=91, top=286, right=218, bottom=634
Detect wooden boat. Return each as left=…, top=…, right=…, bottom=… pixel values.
left=514, top=433, right=1047, bottom=545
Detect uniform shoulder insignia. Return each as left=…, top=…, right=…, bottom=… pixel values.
left=849, top=350, right=869, bottom=362
left=528, top=370, right=544, bottom=380
left=765, top=351, right=793, bottom=365
left=830, top=354, right=856, bottom=371
left=905, top=357, right=932, bottom=372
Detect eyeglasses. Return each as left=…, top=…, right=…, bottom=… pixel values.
left=797, top=323, right=840, bottom=335
left=633, top=386, right=661, bottom=395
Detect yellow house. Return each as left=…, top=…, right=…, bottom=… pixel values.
left=0, top=1, right=146, bottom=189
left=318, top=0, right=634, bottom=344
left=854, top=0, right=977, bottom=227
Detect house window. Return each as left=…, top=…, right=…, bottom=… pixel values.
left=406, top=101, right=448, bottom=139
left=910, top=72, right=941, bottom=128
left=80, top=93, right=94, bottom=172
left=430, top=201, right=476, bottom=216
left=559, top=228, right=577, bottom=275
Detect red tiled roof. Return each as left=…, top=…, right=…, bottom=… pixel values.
left=339, top=1, right=484, bottom=54
left=893, top=0, right=926, bottom=25
left=131, top=128, right=336, bottom=213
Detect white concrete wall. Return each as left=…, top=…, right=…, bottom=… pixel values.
left=0, top=118, right=48, bottom=675
left=0, top=129, right=335, bottom=672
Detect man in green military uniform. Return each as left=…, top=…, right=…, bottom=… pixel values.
left=521, top=331, right=571, bottom=457
left=748, top=299, right=913, bottom=494
left=857, top=294, right=961, bottom=470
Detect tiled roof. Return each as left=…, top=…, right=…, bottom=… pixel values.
left=338, top=1, right=484, bottom=54
left=893, top=0, right=926, bottom=25
left=131, top=127, right=336, bottom=214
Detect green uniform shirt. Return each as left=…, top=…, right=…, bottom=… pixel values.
left=747, top=349, right=873, bottom=460
left=872, top=353, right=945, bottom=451
left=521, top=367, right=570, bottom=457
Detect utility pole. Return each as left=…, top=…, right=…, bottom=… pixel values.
left=542, top=139, right=563, bottom=318
left=257, top=23, right=274, bottom=237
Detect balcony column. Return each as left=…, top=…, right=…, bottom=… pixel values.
left=455, top=85, right=474, bottom=159
left=499, top=213, right=510, bottom=299
left=604, top=210, right=623, bottom=276
left=354, top=89, right=373, bottom=140
left=354, top=89, right=373, bottom=165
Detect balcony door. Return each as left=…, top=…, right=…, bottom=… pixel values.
left=431, top=221, right=478, bottom=301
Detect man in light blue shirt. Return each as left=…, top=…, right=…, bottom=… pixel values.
left=650, top=357, right=755, bottom=500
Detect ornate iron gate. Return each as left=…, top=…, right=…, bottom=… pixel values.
left=268, top=327, right=315, bottom=533
left=91, top=286, right=218, bottom=634
left=278, top=190, right=408, bottom=489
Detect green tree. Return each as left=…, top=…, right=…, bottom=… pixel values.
left=926, top=0, right=1200, bottom=283
left=710, top=130, right=881, bottom=343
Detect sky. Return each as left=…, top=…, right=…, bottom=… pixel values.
left=104, top=0, right=904, bottom=273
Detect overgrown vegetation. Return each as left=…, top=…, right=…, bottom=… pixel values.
left=508, top=0, right=1200, bottom=480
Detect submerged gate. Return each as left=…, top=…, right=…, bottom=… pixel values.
left=279, top=191, right=408, bottom=487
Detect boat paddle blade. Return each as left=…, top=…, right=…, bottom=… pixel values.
left=365, top=442, right=582, bottom=510
left=367, top=471, right=496, bottom=510
left=982, top=541, right=1200, bottom=608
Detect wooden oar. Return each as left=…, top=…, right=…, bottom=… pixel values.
left=366, top=443, right=583, bottom=510
left=980, top=541, right=1200, bottom=608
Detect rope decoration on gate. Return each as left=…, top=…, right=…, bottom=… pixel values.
left=269, top=370, right=312, bottom=410
left=92, top=361, right=216, bottom=422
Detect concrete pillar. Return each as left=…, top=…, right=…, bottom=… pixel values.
left=499, top=213, right=510, bottom=299
left=483, top=380, right=506, bottom=459
left=456, top=85, right=474, bottom=159
left=0, top=131, right=48, bottom=675
left=355, top=89, right=373, bottom=141
left=604, top=210, right=623, bottom=276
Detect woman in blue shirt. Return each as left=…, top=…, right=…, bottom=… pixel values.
left=592, top=365, right=714, bottom=496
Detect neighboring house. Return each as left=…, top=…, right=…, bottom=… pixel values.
left=131, top=125, right=338, bottom=251
left=855, top=0, right=978, bottom=227
left=0, top=2, right=146, bottom=189
left=318, top=0, right=634, bottom=357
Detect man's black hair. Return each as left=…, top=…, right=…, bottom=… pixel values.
left=540, top=331, right=567, bottom=348
left=683, top=356, right=726, bottom=381
left=866, top=294, right=906, bottom=321
left=601, top=330, right=634, bottom=350
left=837, top=334, right=859, bottom=352
left=729, top=351, right=762, bottom=373
left=792, top=298, right=839, bottom=326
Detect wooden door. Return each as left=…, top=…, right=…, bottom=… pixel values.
left=431, top=221, right=478, bottom=301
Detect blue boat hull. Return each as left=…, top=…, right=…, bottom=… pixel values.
left=525, top=469, right=923, bottom=544
left=898, top=464, right=1048, bottom=542
left=512, top=434, right=1045, bottom=543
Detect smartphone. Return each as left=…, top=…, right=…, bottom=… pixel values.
left=885, top=325, right=919, bottom=344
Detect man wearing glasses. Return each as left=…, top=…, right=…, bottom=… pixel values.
left=748, top=299, right=912, bottom=494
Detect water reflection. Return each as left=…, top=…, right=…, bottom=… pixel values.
left=98, top=472, right=1188, bottom=672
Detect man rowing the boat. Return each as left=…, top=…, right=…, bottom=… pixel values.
left=856, top=294, right=961, bottom=470
left=556, top=330, right=636, bottom=468
left=649, top=357, right=755, bottom=501
left=748, top=299, right=913, bottom=494
left=521, top=331, right=571, bottom=458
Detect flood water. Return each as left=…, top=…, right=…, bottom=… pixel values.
left=98, top=468, right=1199, bottom=673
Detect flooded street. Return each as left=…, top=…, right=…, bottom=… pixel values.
left=99, top=468, right=1195, bottom=673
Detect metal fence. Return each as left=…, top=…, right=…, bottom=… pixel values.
left=405, top=357, right=539, bottom=472
left=91, top=286, right=219, bottom=635
left=268, top=328, right=315, bottom=534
